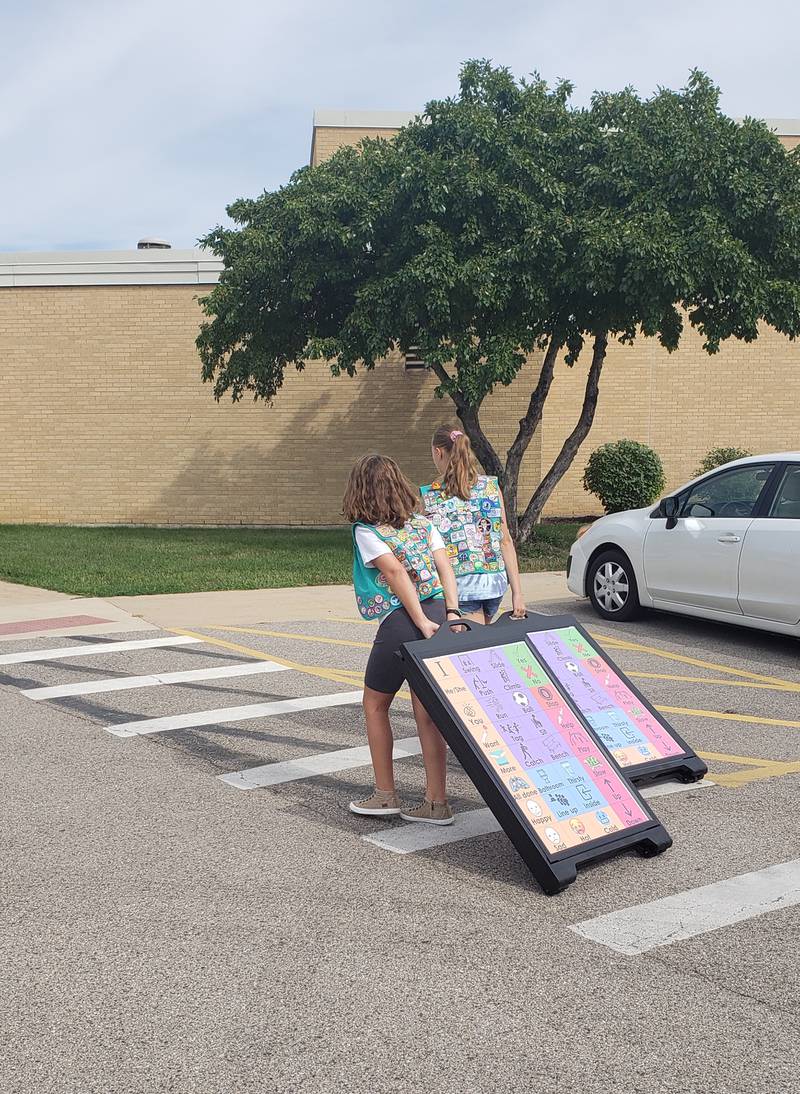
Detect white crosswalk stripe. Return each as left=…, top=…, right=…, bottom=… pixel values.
left=220, top=735, right=422, bottom=790
left=21, top=659, right=288, bottom=699
left=570, top=857, right=800, bottom=954
left=362, top=778, right=715, bottom=855
left=106, top=689, right=363, bottom=738
left=0, top=634, right=201, bottom=666
left=366, top=806, right=500, bottom=853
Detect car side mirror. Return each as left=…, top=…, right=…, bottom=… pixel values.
left=663, top=497, right=679, bottom=529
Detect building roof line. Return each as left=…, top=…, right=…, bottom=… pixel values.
left=0, top=248, right=223, bottom=288
left=313, top=109, right=419, bottom=129
left=314, top=109, right=800, bottom=137
left=750, top=118, right=800, bottom=135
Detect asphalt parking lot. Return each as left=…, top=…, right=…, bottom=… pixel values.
left=1, top=595, right=799, bottom=1094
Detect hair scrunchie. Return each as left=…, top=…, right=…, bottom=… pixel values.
left=449, top=430, right=463, bottom=442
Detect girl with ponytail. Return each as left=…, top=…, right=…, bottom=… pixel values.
left=421, top=426, right=526, bottom=624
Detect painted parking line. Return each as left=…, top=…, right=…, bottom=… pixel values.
left=628, top=671, right=799, bottom=693
left=570, top=858, right=800, bottom=954
left=213, top=625, right=372, bottom=650
left=0, top=634, right=201, bottom=666
left=169, top=628, right=366, bottom=690
left=363, top=778, right=716, bottom=855
left=220, top=736, right=422, bottom=790
left=713, top=762, right=800, bottom=788
left=177, top=631, right=797, bottom=785
left=702, top=752, right=800, bottom=788
left=106, top=689, right=363, bottom=738
left=331, top=614, right=800, bottom=689
left=217, top=626, right=800, bottom=708
left=591, top=630, right=800, bottom=692
left=659, top=705, right=800, bottom=731
left=21, top=659, right=288, bottom=700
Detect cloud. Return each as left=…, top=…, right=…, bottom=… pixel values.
left=1, top=0, right=796, bottom=251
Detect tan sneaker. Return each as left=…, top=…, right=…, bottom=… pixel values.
left=400, top=799, right=454, bottom=826
left=349, top=789, right=401, bottom=817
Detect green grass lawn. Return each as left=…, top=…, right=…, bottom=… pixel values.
left=518, top=520, right=582, bottom=573
left=0, top=523, right=581, bottom=597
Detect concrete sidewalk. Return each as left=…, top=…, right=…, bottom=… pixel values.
left=0, top=571, right=573, bottom=632
left=0, top=581, right=155, bottom=641
left=0, top=579, right=71, bottom=604
left=108, top=571, right=571, bottom=628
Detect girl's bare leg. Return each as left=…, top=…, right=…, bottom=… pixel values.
left=410, top=690, right=447, bottom=801
left=362, top=686, right=396, bottom=790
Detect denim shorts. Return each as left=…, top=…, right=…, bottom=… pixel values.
left=458, top=595, right=504, bottom=621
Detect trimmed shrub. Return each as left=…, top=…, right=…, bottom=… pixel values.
left=583, top=440, right=666, bottom=514
left=694, top=446, right=753, bottom=477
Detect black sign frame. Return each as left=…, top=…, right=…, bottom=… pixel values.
left=399, top=618, right=672, bottom=895
left=495, top=612, right=708, bottom=786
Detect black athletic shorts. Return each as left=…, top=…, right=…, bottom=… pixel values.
left=364, top=598, right=447, bottom=696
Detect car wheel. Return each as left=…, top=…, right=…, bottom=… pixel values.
left=587, top=550, right=641, bottom=621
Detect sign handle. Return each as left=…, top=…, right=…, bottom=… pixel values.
left=492, top=609, right=551, bottom=626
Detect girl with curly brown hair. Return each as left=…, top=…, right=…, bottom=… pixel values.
left=343, top=453, right=460, bottom=825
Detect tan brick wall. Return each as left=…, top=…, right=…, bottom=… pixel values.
left=311, top=127, right=403, bottom=167
left=0, top=284, right=542, bottom=525
left=0, top=283, right=797, bottom=525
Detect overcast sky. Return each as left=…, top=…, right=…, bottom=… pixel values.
left=2, top=0, right=797, bottom=252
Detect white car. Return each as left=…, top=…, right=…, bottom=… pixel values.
left=567, top=452, right=800, bottom=637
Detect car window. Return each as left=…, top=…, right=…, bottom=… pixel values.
left=679, top=464, right=774, bottom=519
left=768, top=465, right=800, bottom=519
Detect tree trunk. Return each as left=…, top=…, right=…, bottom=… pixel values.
left=516, top=331, right=608, bottom=545
left=456, top=403, right=504, bottom=479
left=429, top=362, right=504, bottom=480
left=502, top=333, right=562, bottom=540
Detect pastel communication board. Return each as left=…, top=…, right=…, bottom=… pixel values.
left=400, top=618, right=673, bottom=895
left=524, top=619, right=707, bottom=785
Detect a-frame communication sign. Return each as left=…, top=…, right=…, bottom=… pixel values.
left=400, top=616, right=676, bottom=895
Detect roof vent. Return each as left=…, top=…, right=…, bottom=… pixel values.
left=137, top=237, right=172, bottom=249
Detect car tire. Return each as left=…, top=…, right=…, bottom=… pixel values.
left=587, top=549, right=641, bottom=622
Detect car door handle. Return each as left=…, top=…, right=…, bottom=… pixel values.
left=717, top=534, right=741, bottom=543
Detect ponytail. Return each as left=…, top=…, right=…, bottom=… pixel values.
left=431, top=424, right=479, bottom=501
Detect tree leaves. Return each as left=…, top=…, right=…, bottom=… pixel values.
left=196, top=61, right=800, bottom=536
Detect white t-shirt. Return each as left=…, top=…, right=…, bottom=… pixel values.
left=355, top=521, right=445, bottom=567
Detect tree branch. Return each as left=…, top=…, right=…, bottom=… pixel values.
left=457, top=403, right=504, bottom=480
left=517, top=331, right=609, bottom=544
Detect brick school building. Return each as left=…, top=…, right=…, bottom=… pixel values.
left=1, top=115, right=798, bottom=526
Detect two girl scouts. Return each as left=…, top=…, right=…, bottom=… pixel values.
left=343, top=426, right=526, bottom=825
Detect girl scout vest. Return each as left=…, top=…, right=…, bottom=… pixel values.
left=420, top=475, right=504, bottom=578
left=352, top=516, right=444, bottom=622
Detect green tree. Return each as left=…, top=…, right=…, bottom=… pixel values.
left=197, top=61, right=800, bottom=544
left=694, top=446, right=753, bottom=476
